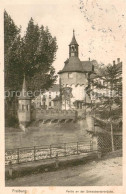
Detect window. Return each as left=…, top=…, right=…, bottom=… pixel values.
left=22, top=105, right=24, bottom=111
left=49, top=101, right=51, bottom=106
left=71, top=46, right=74, bottom=51
left=68, top=73, right=73, bottom=78
left=26, top=105, right=29, bottom=111
left=43, top=95, right=46, bottom=101
left=22, top=105, right=28, bottom=111
left=109, top=91, right=112, bottom=97
left=71, top=53, right=75, bottom=57
left=49, top=95, right=51, bottom=99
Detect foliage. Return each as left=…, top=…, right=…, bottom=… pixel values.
left=61, top=86, right=73, bottom=109
left=21, top=19, right=58, bottom=91
left=4, top=10, right=22, bottom=92
left=4, top=10, right=58, bottom=127
left=5, top=114, right=19, bottom=128
left=87, top=62, right=122, bottom=151
left=4, top=12, right=58, bottom=93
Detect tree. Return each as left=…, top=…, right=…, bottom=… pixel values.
left=5, top=13, right=58, bottom=94
left=4, top=10, right=22, bottom=91
left=4, top=11, right=58, bottom=127
left=4, top=10, right=22, bottom=126
left=87, top=62, right=122, bottom=151
left=21, top=20, right=58, bottom=92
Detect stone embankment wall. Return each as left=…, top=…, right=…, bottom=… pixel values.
left=36, top=109, right=78, bottom=122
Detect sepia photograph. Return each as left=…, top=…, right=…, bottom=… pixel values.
left=2, top=0, right=125, bottom=190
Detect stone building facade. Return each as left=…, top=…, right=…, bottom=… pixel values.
left=18, top=76, right=32, bottom=130
left=58, top=30, right=94, bottom=110
left=18, top=75, right=36, bottom=130
left=34, top=84, right=60, bottom=110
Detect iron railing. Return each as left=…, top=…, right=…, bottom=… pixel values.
left=5, top=141, right=93, bottom=166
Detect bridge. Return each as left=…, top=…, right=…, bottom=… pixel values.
left=35, top=109, right=79, bottom=124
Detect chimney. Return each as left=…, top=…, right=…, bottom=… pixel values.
left=117, top=58, right=120, bottom=63
left=113, top=60, right=115, bottom=65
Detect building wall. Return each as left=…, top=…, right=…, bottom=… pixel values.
left=34, top=96, right=41, bottom=108
left=53, top=100, right=61, bottom=110
left=61, top=84, right=88, bottom=110
left=18, top=100, right=31, bottom=123
left=60, top=72, right=88, bottom=86
left=60, top=72, right=89, bottom=110
left=33, top=90, right=60, bottom=110
left=33, top=71, right=90, bottom=110
left=36, top=109, right=77, bottom=120
left=40, top=90, right=60, bottom=109
left=90, top=77, right=116, bottom=101
left=18, top=111, right=31, bottom=123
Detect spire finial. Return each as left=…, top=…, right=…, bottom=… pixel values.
left=73, top=29, right=75, bottom=36
left=69, top=29, right=78, bottom=47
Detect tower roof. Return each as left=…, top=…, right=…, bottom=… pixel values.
left=18, top=75, right=31, bottom=100
left=69, top=30, right=79, bottom=46
left=58, top=56, right=83, bottom=73
left=58, top=31, right=94, bottom=74
left=58, top=59, right=94, bottom=74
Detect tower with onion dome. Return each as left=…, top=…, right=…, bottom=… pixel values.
left=58, top=30, right=94, bottom=110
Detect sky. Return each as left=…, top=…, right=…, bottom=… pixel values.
left=4, top=0, right=126, bottom=74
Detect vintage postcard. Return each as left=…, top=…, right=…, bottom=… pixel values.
left=0, top=0, right=126, bottom=193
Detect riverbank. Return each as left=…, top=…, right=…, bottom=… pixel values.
left=5, top=152, right=97, bottom=180
left=6, top=149, right=122, bottom=186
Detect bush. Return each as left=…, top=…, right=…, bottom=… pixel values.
left=5, top=115, right=19, bottom=128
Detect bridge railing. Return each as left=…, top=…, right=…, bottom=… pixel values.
left=5, top=141, right=93, bottom=165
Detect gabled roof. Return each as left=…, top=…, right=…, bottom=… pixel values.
left=59, top=57, right=83, bottom=73
left=81, top=61, right=94, bottom=72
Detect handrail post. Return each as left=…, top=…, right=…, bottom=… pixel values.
left=77, top=142, right=79, bottom=155
left=90, top=140, right=93, bottom=151
left=34, top=146, right=36, bottom=161
left=64, top=143, right=66, bottom=156
left=50, top=145, right=52, bottom=158
left=17, top=148, right=20, bottom=164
